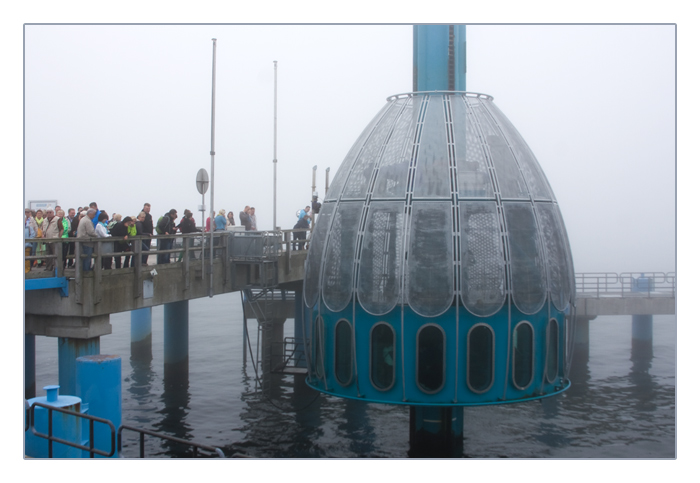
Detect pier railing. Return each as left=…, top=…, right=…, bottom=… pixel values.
left=575, top=272, right=676, bottom=298
left=24, top=228, right=310, bottom=274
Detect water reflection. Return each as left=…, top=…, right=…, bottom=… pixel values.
left=153, top=362, right=192, bottom=456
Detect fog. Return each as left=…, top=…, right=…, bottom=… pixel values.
left=21, top=24, right=675, bottom=275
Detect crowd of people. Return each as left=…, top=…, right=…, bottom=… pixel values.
left=24, top=201, right=315, bottom=273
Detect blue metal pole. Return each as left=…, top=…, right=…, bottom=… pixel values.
left=413, top=25, right=466, bottom=92
left=164, top=300, right=189, bottom=381
left=76, top=355, right=122, bottom=458
left=58, top=337, right=100, bottom=397
left=25, top=333, right=36, bottom=399
left=131, top=307, right=153, bottom=360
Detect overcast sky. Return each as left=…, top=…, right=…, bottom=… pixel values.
left=22, top=23, right=675, bottom=273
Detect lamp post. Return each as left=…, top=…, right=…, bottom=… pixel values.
left=209, top=38, right=217, bottom=298
left=273, top=60, right=278, bottom=230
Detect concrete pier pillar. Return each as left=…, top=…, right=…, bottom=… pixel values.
left=164, top=300, right=189, bottom=384
left=632, top=314, right=653, bottom=360
left=76, top=355, right=122, bottom=458
left=294, top=290, right=306, bottom=367
left=260, top=318, right=285, bottom=374
left=131, top=307, right=153, bottom=360
left=569, top=317, right=591, bottom=396
left=25, top=333, right=36, bottom=399
left=408, top=405, right=464, bottom=457
left=58, top=337, right=100, bottom=396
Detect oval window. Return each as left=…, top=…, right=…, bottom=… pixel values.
left=546, top=319, right=559, bottom=383
left=467, top=324, right=494, bottom=393
left=335, top=319, right=353, bottom=386
left=512, top=321, right=534, bottom=389
left=370, top=323, right=395, bottom=390
left=417, top=324, right=445, bottom=393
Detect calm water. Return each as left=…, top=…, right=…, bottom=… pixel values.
left=32, top=294, right=676, bottom=458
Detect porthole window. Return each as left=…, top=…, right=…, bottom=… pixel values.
left=512, top=321, right=534, bottom=389
left=416, top=324, right=445, bottom=393
left=467, top=324, right=494, bottom=393
left=546, top=318, right=559, bottom=383
left=335, top=319, right=353, bottom=386
left=314, top=316, right=325, bottom=379
left=370, top=323, right=395, bottom=390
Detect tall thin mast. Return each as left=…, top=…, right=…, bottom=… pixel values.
left=209, top=38, right=217, bottom=297
left=273, top=60, right=278, bottom=230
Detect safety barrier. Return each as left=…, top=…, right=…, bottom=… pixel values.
left=25, top=401, right=225, bottom=458
left=575, top=272, right=676, bottom=298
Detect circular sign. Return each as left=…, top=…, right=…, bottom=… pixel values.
left=196, top=168, right=209, bottom=195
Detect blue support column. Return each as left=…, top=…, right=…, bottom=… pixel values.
left=25, top=334, right=36, bottom=399
left=76, top=355, right=122, bottom=458
left=632, top=314, right=653, bottom=359
left=409, top=405, right=464, bottom=457
left=131, top=307, right=153, bottom=360
left=164, top=300, right=189, bottom=383
left=413, top=25, right=466, bottom=92
left=58, top=337, right=100, bottom=397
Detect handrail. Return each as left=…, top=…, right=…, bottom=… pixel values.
left=24, top=229, right=309, bottom=268
left=28, top=401, right=116, bottom=458
left=117, top=424, right=225, bottom=458
left=575, top=272, right=676, bottom=298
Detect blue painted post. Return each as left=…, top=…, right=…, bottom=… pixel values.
left=131, top=307, right=153, bottom=360
left=413, top=25, right=466, bottom=92
left=409, top=405, right=464, bottom=457
left=632, top=314, right=653, bottom=358
left=58, top=337, right=100, bottom=397
left=164, top=300, right=189, bottom=382
left=25, top=334, right=36, bottom=399
left=25, top=385, right=82, bottom=458
left=76, top=355, right=121, bottom=458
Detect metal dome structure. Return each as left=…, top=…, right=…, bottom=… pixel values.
left=300, top=24, right=576, bottom=456
left=303, top=89, right=575, bottom=406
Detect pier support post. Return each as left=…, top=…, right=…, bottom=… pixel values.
left=408, top=405, right=464, bottom=457
left=25, top=333, right=36, bottom=399
left=76, top=355, right=122, bottom=458
left=569, top=317, right=591, bottom=395
left=632, top=314, right=653, bottom=356
left=260, top=318, right=285, bottom=374
left=131, top=307, right=153, bottom=360
left=58, top=337, right=100, bottom=397
left=164, top=300, right=189, bottom=384
left=294, top=290, right=306, bottom=367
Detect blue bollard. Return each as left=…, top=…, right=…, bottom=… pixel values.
left=25, top=385, right=82, bottom=458
left=76, top=354, right=122, bottom=458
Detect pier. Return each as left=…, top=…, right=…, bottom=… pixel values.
left=23, top=230, right=676, bottom=457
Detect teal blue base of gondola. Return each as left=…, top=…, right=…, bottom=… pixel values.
left=306, top=378, right=571, bottom=407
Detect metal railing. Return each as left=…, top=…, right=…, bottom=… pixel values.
left=117, top=424, right=225, bottom=458
left=24, top=229, right=309, bottom=273
left=575, top=272, right=676, bottom=298
left=25, top=401, right=225, bottom=458
left=26, top=401, right=116, bottom=458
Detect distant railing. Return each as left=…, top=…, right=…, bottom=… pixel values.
left=575, top=272, right=676, bottom=298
